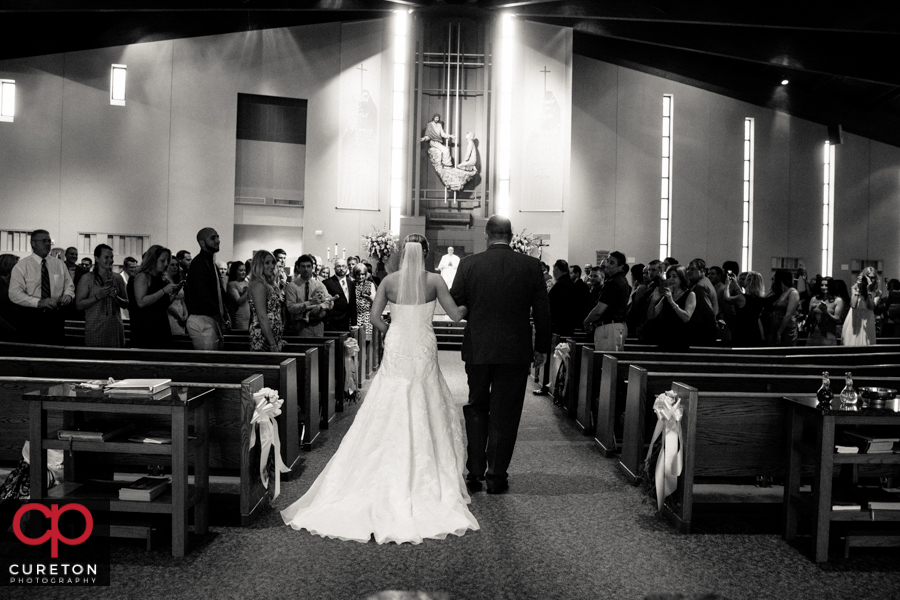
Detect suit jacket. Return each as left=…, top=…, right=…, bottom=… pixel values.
left=572, top=278, right=592, bottom=326
left=548, top=274, right=577, bottom=336
left=450, top=244, right=551, bottom=364
left=322, top=275, right=356, bottom=331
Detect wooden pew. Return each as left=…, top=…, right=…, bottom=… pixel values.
left=617, top=366, right=900, bottom=486
left=593, top=354, right=900, bottom=458
left=0, top=374, right=270, bottom=526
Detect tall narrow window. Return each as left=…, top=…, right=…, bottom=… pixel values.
left=659, top=95, right=673, bottom=260
left=110, top=65, right=126, bottom=106
left=822, top=142, right=835, bottom=277
left=389, top=11, right=408, bottom=234
left=0, top=79, right=15, bottom=122
left=742, top=118, right=754, bottom=271
left=495, top=14, right=515, bottom=218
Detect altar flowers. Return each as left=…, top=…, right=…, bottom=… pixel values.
left=250, top=387, right=291, bottom=500
left=643, top=390, right=684, bottom=511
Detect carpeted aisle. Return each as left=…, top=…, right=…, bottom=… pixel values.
left=8, top=351, right=900, bottom=600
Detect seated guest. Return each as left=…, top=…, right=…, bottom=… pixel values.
left=806, top=276, right=844, bottom=346
left=645, top=265, right=695, bottom=352
left=285, top=254, right=333, bottom=337
left=165, top=259, right=188, bottom=335
left=0, top=254, right=21, bottom=340
left=548, top=259, right=577, bottom=336
left=227, top=261, right=251, bottom=330
left=129, top=245, right=180, bottom=349
left=723, top=270, right=765, bottom=347
left=248, top=250, right=285, bottom=352
left=8, top=229, right=75, bottom=345
left=685, top=259, right=719, bottom=347
left=353, top=264, right=377, bottom=342
left=766, top=269, right=800, bottom=346
left=75, top=244, right=128, bottom=347
left=842, top=267, right=881, bottom=346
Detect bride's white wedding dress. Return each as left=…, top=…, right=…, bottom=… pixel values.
left=280, top=298, right=479, bottom=544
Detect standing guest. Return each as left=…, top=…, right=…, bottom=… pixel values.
left=75, top=244, right=128, bottom=347
left=248, top=250, right=285, bottom=353
left=175, top=250, right=192, bottom=276
left=273, top=248, right=288, bottom=291
left=322, top=259, right=356, bottom=332
left=185, top=228, right=230, bottom=350
left=628, top=260, right=662, bottom=339
left=583, top=263, right=594, bottom=284
left=0, top=254, right=21, bottom=340
left=724, top=270, right=765, bottom=347
left=880, top=279, right=900, bottom=337
left=548, top=259, right=577, bottom=336
left=842, top=267, right=881, bottom=346
left=319, top=266, right=332, bottom=280
left=685, top=259, right=719, bottom=347
left=707, top=266, right=735, bottom=342
left=120, top=256, right=138, bottom=322
left=663, top=257, right=678, bottom=269
left=8, top=229, right=74, bottom=345
left=541, top=261, right=553, bottom=292
left=129, top=245, right=179, bottom=349
left=165, top=259, right=188, bottom=336
left=347, top=255, right=360, bottom=270
left=569, top=264, right=592, bottom=326
left=352, top=263, right=377, bottom=342
left=583, top=251, right=631, bottom=351
left=766, top=269, right=800, bottom=346
left=216, top=261, right=228, bottom=291
left=806, top=276, right=844, bottom=346
left=227, top=261, right=251, bottom=330
left=587, top=266, right=605, bottom=306
left=62, top=247, right=89, bottom=321
left=285, top=255, right=334, bottom=337
left=80, top=257, right=93, bottom=270
left=646, top=265, right=696, bottom=352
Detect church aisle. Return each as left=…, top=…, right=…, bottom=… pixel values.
left=11, top=351, right=899, bottom=600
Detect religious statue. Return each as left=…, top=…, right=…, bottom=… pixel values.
left=457, top=132, right=477, bottom=171
left=437, top=246, right=460, bottom=289
left=420, top=115, right=477, bottom=191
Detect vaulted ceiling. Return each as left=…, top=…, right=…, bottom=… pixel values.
left=3, top=1, right=899, bottom=147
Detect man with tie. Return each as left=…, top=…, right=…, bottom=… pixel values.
left=285, top=254, right=334, bottom=337
left=184, top=227, right=231, bottom=350
left=322, top=258, right=356, bottom=332
left=8, top=229, right=75, bottom=345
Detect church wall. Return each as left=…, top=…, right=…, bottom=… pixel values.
left=868, top=141, right=900, bottom=280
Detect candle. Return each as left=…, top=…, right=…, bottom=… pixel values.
left=327, top=248, right=330, bottom=260
left=342, top=248, right=346, bottom=259
left=334, top=243, right=338, bottom=259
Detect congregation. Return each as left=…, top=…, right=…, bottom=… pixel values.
left=2, top=227, right=900, bottom=353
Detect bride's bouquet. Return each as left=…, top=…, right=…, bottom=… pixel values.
left=362, top=225, right=398, bottom=261
left=510, top=230, right=538, bottom=256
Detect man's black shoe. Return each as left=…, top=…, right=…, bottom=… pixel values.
left=486, top=482, right=509, bottom=495
left=532, top=387, right=549, bottom=396
left=466, top=480, right=483, bottom=493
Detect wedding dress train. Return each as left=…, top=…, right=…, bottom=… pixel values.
left=280, top=299, right=479, bottom=544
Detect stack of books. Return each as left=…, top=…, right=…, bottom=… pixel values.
left=842, top=429, right=900, bottom=454
left=118, top=477, right=170, bottom=501
left=57, top=421, right=135, bottom=442
left=104, top=379, right=172, bottom=396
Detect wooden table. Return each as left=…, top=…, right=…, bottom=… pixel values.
left=25, top=384, right=212, bottom=558
left=782, top=395, right=900, bottom=562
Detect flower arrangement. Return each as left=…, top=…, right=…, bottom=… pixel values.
left=362, top=226, right=398, bottom=261
left=510, top=230, right=538, bottom=255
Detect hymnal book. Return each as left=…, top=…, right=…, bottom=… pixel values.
left=831, top=501, right=861, bottom=511
left=105, top=379, right=172, bottom=394
left=868, top=501, right=900, bottom=511
left=860, top=487, right=900, bottom=511
left=118, top=477, right=170, bottom=501
left=127, top=434, right=172, bottom=445
left=835, top=445, right=859, bottom=454
left=57, top=422, right=135, bottom=442
left=843, top=430, right=900, bottom=454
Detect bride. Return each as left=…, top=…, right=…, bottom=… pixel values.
left=281, top=234, right=479, bottom=543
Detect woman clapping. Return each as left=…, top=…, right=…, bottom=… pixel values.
left=75, top=244, right=128, bottom=347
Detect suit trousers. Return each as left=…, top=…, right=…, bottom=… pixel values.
left=463, top=362, right=530, bottom=486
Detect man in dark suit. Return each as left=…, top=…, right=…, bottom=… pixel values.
left=322, top=258, right=356, bottom=331
left=450, top=215, right=552, bottom=495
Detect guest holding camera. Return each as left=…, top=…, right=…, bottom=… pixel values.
left=842, top=267, right=881, bottom=346
left=645, top=265, right=696, bottom=352
left=723, top=270, right=765, bottom=347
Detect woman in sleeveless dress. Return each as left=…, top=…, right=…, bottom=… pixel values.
left=248, top=250, right=285, bottom=353
left=724, top=270, right=765, bottom=347
left=75, top=244, right=128, bottom=347
left=842, top=267, right=881, bottom=346
left=227, top=261, right=251, bottom=331
left=807, top=277, right=845, bottom=346
left=644, top=264, right=695, bottom=352
left=281, top=234, right=478, bottom=544
left=766, top=269, right=800, bottom=346
left=129, top=245, right=179, bottom=349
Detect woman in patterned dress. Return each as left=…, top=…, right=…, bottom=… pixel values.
left=75, top=244, right=128, bottom=347
left=248, top=250, right=285, bottom=353
left=353, top=263, right=376, bottom=341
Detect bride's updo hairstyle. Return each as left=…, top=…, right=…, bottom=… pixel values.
left=404, top=233, right=429, bottom=259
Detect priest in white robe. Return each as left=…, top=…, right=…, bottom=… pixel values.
left=437, top=246, right=460, bottom=289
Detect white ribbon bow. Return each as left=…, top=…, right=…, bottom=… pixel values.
left=550, top=343, right=570, bottom=397
left=249, top=388, right=291, bottom=500
left=645, top=391, right=684, bottom=511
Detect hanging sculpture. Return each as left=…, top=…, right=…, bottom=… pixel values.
left=421, top=114, right=477, bottom=192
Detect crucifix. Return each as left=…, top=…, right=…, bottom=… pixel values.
left=535, top=237, right=549, bottom=260
left=540, top=66, right=551, bottom=92
left=357, top=63, right=367, bottom=91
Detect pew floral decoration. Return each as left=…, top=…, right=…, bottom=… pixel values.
left=344, top=337, right=360, bottom=403
left=362, top=225, right=398, bottom=262
left=510, top=230, right=538, bottom=256
left=250, top=387, right=291, bottom=500
left=550, top=343, right=570, bottom=406
left=643, top=390, right=683, bottom=512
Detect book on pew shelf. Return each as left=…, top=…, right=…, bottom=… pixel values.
left=118, top=477, right=170, bottom=501
left=105, top=379, right=172, bottom=394
left=831, top=501, right=861, bottom=511
left=127, top=431, right=197, bottom=445
left=835, top=445, right=859, bottom=454
left=57, top=421, right=135, bottom=442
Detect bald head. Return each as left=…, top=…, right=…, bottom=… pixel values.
left=196, top=228, right=221, bottom=254
left=485, top=215, right=513, bottom=244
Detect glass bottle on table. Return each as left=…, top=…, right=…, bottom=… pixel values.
left=839, top=372, right=858, bottom=405
left=816, top=371, right=833, bottom=406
